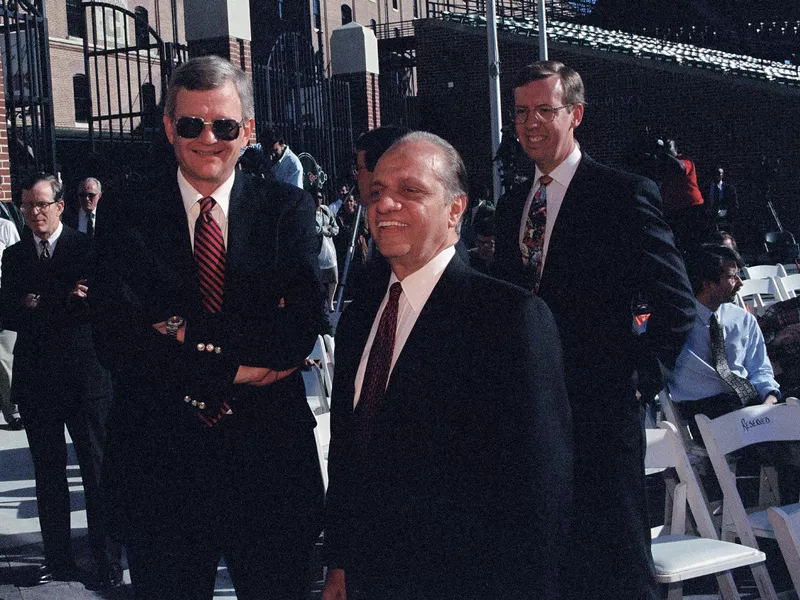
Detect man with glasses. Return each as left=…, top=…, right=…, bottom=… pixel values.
left=64, top=177, right=103, bottom=237
left=93, top=56, right=327, bottom=599
left=0, top=174, right=120, bottom=588
left=493, top=61, right=695, bottom=600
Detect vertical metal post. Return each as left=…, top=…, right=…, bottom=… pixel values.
left=538, top=0, right=548, bottom=60
left=487, top=0, right=502, bottom=202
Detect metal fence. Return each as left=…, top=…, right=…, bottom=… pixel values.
left=253, top=32, right=354, bottom=189
left=0, top=0, right=56, bottom=189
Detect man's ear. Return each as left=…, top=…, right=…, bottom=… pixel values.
left=571, top=103, right=584, bottom=129
left=449, top=194, right=467, bottom=227
left=163, top=115, right=175, bottom=145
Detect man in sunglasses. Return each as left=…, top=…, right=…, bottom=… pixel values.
left=64, top=177, right=103, bottom=237
left=93, top=55, right=327, bottom=600
left=492, top=61, right=696, bottom=600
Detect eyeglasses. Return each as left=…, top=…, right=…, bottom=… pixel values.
left=174, top=117, right=244, bottom=141
left=78, top=192, right=97, bottom=199
left=513, top=104, right=572, bottom=124
left=20, top=200, right=59, bottom=213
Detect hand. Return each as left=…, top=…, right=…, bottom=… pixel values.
left=23, top=293, right=40, bottom=309
left=152, top=321, right=186, bottom=343
left=763, top=394, right=779, bottom=406
left=321, top=569, right=346, bottom=600
left=72, top=279, right=88, bottom=299
left=234, top=365, right=298, bottom=387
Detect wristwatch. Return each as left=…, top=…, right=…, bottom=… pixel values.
left=166, top=316, right=185, bottom=340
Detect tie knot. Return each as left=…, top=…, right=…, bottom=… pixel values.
left=39, top=240, right=48, bottom=251
left=389, top=281, right=403, bottom=302
left=539, top=175, right=553, bottom=186
left=199, top=196, right=216, bottom=214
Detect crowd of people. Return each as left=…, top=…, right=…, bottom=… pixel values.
left=0, top=54, right=795, bottom=600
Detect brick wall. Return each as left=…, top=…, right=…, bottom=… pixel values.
left=334, top=71, right=381, bottom=137
left=415, top=19, right=800, bottom=251
left=0, top=60, right=11, bottom=203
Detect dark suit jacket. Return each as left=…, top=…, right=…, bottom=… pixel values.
left=324, top=254, right=572, bottom=600
left=0, top=226, right=111, bottom=403
left=705, top=180, right=739, bottom=221
left=494, top=152, right=695, bottom=419
left=92, top=169, right=328, bottom=542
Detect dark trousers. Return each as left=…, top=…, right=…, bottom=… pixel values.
left=560, top=402, right=659, bottom=600
left=19, top=389, right=117, bottom=572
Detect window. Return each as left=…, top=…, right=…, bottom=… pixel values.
left=73, top=74, right=90, bottom=123
left=66, top=0, right=85, bottom=37
left=370, top=19, right=377, bottom=32
left=134, top=6, right=149, bottom=48
left=278, top=0, right=283, bottom=19
left=413, top=0, right=419, bottom=18
left=341, top=4, right=352, bottom=25
left=392, top=0, right=398, bottom=9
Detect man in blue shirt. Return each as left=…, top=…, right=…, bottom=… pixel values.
left=670, top=244, right=780, bottom=433
left=265, top=128, right=304, bottom=189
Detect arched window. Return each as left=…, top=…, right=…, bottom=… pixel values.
left=73, top=74, right=90, bottom=123
left=341, top=4, right=352, bottom=25
left=66, top=0, right=85, bottom=37
left=134, top=6, right=149, bottom=48
left=370, top=19, right=377, bottom=32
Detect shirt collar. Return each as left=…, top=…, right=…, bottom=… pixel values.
left=694, top=299, right=718, bottom=324
left=34, top=222, right=63, bottom=248
left=535, top=143, right=581, bottom=187
left=177, top=168, right=235, bottom=217
left=388, top=245, right=456, bottom=314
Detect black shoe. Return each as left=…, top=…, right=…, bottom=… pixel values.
left=7, top=415, right=23, bottom=430
left=101, top=562, right=124, bottom=588
left=31, top=562, right=78, bottom=586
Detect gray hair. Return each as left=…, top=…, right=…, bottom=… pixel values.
left=22, top=173, right=63, bottom=202
left=79, top=177, right=102, bottom=193
left=389, top=131, right=468, bottom=204
left=165, top=55, right=254, bottom=120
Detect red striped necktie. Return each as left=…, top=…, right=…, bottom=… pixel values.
left=194, top=196, right=226, bottom=313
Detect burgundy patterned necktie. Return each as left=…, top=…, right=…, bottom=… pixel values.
left=522, top=174, right=552, bottom=291
left=194, top=196, right=226, bottom=313
left=357, top=282, right=403, bottom=446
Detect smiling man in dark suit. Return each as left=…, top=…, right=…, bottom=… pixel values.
left=493, top=61, right=696, bottom=600
left=92, top=56, right=327, bottom=600
left=321, top=131, right=572, bottom=600
left=0, top=174, right=119, bottom=587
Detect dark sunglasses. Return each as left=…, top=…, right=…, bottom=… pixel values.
left=174, top=117, right=244, bottom=141
left=78, top=192, right=97, bottom=199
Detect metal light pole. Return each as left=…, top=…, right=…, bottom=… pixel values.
left=487, top=0, right=503, bottom=202
left=538, top=0, right=549, bottom=60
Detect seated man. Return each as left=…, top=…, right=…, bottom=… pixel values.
left=669, top=244, right=799, bottom=500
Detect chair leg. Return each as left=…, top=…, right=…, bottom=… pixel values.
left=666, top=581, right=684, bottom=600
left=714, top=571, right=742, bottom=600
left=751, top=563, right=779, bottom=600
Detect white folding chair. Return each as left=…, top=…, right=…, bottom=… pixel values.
left=695, top=399, right=800, bottom=600
left=735, top=277, right=787, bottom=316
left=646, top=422, right=769, bottom=600
left=314, top=411, right=331, bottom=491
left=775, top=273, right=800, bottom=299
left=767, top=504, right=800, bottom=596
left=742, top=264, right=788, bottom=280
left=323, top=334, right=335, bottom=380
left=303, top=364, right=330, bottom=414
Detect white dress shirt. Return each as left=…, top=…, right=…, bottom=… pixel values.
left=518, top=143, right=581, bottom=273
left=77, top=208, right=97, bottom=234
left=177, top=168, right=234, bottom=246
left=34, top=222, right=63, bottom=258
left=353, top=245, right=456, bottom=407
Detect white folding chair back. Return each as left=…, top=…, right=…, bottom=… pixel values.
left=767, top=505, right=800, bottom=596
left=658, top=389, right=709, bottom=460
left=303, top=365, right=330, bottom=413
left=646, top=422, right=769, bottom=600
left=742, top=264, right=788, bottom=280
left=307, top=335, right=333, bottom=405
left=323, top=334, right=335, bottom=380
left=695, top=400, right=800, bottom=599
left=775, top=273, right=800, bottom=299
left=314, top=412, right=331, bottom=491
left=734, top=277, right=787, bottom=316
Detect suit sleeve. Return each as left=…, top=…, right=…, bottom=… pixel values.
left=490, top=293, right=572, bottom=599
left=630, top=178, right=696, bottom=396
